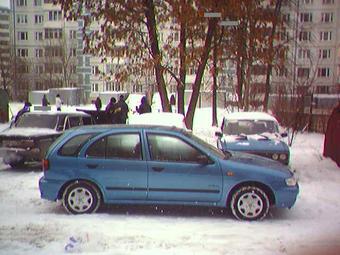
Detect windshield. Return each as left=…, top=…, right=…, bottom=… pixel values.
left=185, top=131, right=229, bottom=159
left=15, top=114, right=58, bottom=129
left=223, top=119, right=279, bottom=135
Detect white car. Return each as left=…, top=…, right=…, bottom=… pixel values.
left=128, top=112, right=187, bottom=129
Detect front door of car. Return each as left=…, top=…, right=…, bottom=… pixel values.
left=145, top=132, right=223, bottom=202
left=79, top=132, right=148, bottom=201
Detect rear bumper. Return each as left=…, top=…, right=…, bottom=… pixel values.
left=0, top=147, right=41, bottom=163
left=39, top=176, right=64, bottom=201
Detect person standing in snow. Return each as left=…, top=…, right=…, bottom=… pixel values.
left=94, top=96, right=102, bottom=111
left=42, top=94, right=49, bottom=107
left=116, top=95, right=129, bottom=124
left=105, top=97, right=119, bottom=124
left=136, top=96, right=151, bottom=114
left=55, top=94, right=62, bottom=111
left=14, top=101, right=31, bottom=123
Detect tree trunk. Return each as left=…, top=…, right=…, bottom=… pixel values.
left=185, top=18, right=218, bottom=130
left=178, top=9, right=186, bottom=115
left=144, top=0, right=171, bottom=112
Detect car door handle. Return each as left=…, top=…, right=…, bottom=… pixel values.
left=86, top=164, right=98, bottom=169
left=152, top=167, right=164, bottom=172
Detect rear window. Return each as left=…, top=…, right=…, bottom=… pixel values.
left=15, top=114, right=58, bottom=129
left=58, top=133, right=97, bottom=157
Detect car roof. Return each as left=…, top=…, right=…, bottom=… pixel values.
left=70, top=124, right=189, bottom=135
left=23, top=111, right=90, bottom=117
left=224, top=112, right=278, bottom=122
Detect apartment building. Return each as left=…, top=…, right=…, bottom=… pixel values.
left=272, top=0, right=340, bottom=97
left=10, top=0, right=78, bottom=100
left=0, top=6, right=11, bottom=90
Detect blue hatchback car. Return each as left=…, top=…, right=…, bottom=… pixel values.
left=39, top=125, right=298, bottom=221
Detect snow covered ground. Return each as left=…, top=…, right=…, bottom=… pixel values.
left=0, top=107, right=340, bottom=255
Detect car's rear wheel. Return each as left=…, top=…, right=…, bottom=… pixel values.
left=230, top=185, right=269, bottom=221
left=62, top=181, right=101, bottom=214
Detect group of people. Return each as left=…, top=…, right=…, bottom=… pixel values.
left=94, top=95, right=151, bottom=124
left=41, top=94, right=62, bottom=111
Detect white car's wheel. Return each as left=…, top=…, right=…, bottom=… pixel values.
left=231, top=186, right=270, bottom=221
left=62, top=181, right=101, bottom=214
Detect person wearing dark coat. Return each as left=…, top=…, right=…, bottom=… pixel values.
left=14, top=101, right=31, bottom=123
left=105, top=97, right=119, bottom=124
left=116, top=95, right=129, bottom=124
left=42, top=95, right=49, bottom=107
left=94, top=97, right=102, bottom=111
left=136, top=96, right=151, bottom=114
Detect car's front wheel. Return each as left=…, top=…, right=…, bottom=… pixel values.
left=62, top=181, right=101, bottom=214
left=230, top=185, right=270, bottom=221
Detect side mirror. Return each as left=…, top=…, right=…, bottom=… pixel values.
left=215, top=131, right=223, bottom=138
left=281, top=132, right=288, bottom=138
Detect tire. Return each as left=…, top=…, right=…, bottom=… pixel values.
left=62, top=181, right=101, bottom=214
left=230, top=186, right=270, bottom=221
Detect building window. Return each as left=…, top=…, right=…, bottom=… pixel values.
left=320, top=31, right=332, bottom=41
left=297, top=67, right=310, bottom=78
left=16, top=0, right=27, bottom=6
left=70, top=48, right=76, bottom=57
left=35, top=65, right=44, bottom=74
left=319, top=49, right=331, bottom=59
left=300, top=13, right=313, bottom=23
left=48, top=11, right=62, bottom=21
left=321, top=13, right=333, bottom=23
left=70, top=65, right=76, bottom=74
left=298, top=49, right=310, bottom=59
left=299, top=31, right=311, bottom=41
left=17, top=48, right=28, bottom=57
left=322, top=0, right=334, bottom=4
left=316, top=86, right=329, bottom=94
left=92, top=66, right=100, bottom=75
left=69, top=30, right=77, bottom=39
left=34, top=0, right=42, bottom=6
left=34, top=15, right=44, bottom=24
left=17, top=32, right=28, bottom=41
left=35, top=32, right=43, bottom=40
left=44, top=28, right=63, bottom=39
left=35, top=48, right=43, bottom=58
left=45, top=46, right=63, bottom=57
left=91, top=83, right=99, bottom=92
left=282, top=13, right=290, bottom=23
left=17, top=14, right=27, bottom=24
left=317, top=68, right=330, bottom=77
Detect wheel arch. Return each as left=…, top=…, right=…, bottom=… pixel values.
left=57, top=179, right=104, bottom=202
left=226, top=181, right=276, bottom=207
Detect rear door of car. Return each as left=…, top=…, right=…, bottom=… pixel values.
left=78, top=131, right=148, bottom=201
left=143, top=130, right=223, bottom=203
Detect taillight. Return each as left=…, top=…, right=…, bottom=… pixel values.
left=42, top=159, right=49, bottom=171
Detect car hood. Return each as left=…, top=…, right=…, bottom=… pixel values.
left=0, top=127, right=60, bottom=139
left=220, top=134, right=289, bottom=153
left=227, top=151, right=291, bottom=173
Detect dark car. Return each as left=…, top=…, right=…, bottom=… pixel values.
left=0, top=111, right=93, bottom=168
left=39, top=125, right=299, bottom=221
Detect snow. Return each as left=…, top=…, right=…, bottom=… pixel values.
left=128, top=112, right=186, bottom=129
left=221, top=111, right=278, bottom=122
left=0, top=107, right=340, bottom=255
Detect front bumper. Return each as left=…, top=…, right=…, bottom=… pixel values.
left=275, top=184, right=299, bottom=208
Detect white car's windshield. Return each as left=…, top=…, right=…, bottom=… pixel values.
left=223, top=120, right=279, bottom=135
left=15, top=114, right=58, bottom=129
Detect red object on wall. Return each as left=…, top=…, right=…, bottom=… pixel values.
left=323, top=102, right=340, bottom=167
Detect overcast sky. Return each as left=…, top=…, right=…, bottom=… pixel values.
left=0, top=0, right=10, bottom=8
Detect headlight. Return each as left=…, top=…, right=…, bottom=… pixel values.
left=279, top=154, right=287, bottom=160
left=285, top=176, right=297, bottom=187
left=272, top=153, right=279, bottom=160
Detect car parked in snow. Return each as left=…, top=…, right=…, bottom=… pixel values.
left=215, top=112, right=290, bottom=165
left=128, top=112, right=187, bottom=129
left=0, top=111, right=93, bottom=168
left=39, top=125, right=298, bottom=221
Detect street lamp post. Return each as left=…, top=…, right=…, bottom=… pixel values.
left=205, top=12, right=239, bottom=126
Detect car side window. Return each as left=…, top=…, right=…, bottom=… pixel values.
left=147, top=134, right=204, bottom=163
left=85, top=133, right=142, bottom=160
left=58, top=133, right=95, bottom=157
